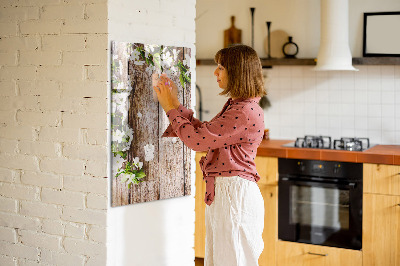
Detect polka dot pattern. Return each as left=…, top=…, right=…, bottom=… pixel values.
left=161, top=97, right=265, bottom=206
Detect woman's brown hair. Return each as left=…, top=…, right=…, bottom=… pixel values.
left=214, top=44, right=267, bottom=99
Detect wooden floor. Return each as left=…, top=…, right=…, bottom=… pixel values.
left=195, top=257, right=204, bottom=266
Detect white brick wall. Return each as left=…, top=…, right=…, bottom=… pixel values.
left=0, top=0, right=108, bottom=265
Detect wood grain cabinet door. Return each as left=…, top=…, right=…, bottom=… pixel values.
left=255, top=156, right=278, bottom=186
left=364, top=164, right=400, bottom=196
left=258, top=184, right=278, bottom=266
left=276, top=241, right=362, bottom=266
left=195, top=152, right=207, bottom=258
left=363, top=193, right=400, bottom=266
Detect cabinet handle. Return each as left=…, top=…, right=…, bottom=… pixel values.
left=307, top=252, right=328, bottom=256
left=397, top=204, right=400, bottom=207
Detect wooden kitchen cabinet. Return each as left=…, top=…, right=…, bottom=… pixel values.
left=363, top=161, right=400, bottom=266
left=276, top=240, right=362, bottom=266
left=363, top=193, right=400, bottom=266
left=258, top=184, right=278, bottom=266
left=364, top=163, right=400, bottom=196
left=195, top=152, right=207, bottom=258
left=255, top=156, right=278, bottom=186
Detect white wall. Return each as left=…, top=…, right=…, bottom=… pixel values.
left=107, top=1, right=196, bottom=266
left=196, top=0, right=400, bottom=58
left=196, top=0, right=400, bottom=145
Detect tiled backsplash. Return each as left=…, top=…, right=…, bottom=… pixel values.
left=196, top=65, right=400, bottom=145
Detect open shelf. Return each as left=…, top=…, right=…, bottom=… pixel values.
left=196, top=57, right=400, bottom=67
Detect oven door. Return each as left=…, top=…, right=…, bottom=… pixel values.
left=278, top=176, right=362, bottom=250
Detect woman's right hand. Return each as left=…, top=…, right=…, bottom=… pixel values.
left=159, top=74, right=180, bottom=108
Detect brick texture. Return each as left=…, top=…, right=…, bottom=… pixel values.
left=0, top=1, right=108, bottom=265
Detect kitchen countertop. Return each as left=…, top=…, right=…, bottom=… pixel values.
left=256, top=139, right=400, bottom=165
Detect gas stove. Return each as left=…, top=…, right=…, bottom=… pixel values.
left=282, top=135, right=374, bottom=151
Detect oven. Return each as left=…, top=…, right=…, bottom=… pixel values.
left=278, top=158, right=363, bottom=250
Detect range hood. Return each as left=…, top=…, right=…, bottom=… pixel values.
left=314, top=0, right=358, bottom=71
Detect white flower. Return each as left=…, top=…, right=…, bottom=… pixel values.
left=183, top=53, right=191, bottom=68
left=131, top=49, right=141, bottom=61
left=138, top=161, right=143, bottom=169
left=133, top=156, right=140, bottom=165
left=172, top=49, right=180, bottom=61
left=127, top=173, right=136, bottom=185
left=113, top=54, right=118, bottom=60
left=113, top=129, right=125, bottom=143
left=113, top=154, right=125, bottom=172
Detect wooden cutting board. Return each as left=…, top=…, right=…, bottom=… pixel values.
left=224, top=16, right=242, bottom=48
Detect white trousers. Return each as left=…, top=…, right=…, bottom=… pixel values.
left=205, top=176, right=265, bottom=266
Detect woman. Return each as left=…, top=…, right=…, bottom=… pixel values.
left=153, top=44, right=267, bottom=266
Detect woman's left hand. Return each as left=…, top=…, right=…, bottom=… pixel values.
left=153, top=76, right=175, bottom=113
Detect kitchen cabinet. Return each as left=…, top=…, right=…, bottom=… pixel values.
left=363, top=163, right=400, bottom=266
left=276, top=241, right=362, bottom=266
left=258, top=184, right=278, bottom=266
left=195, top=151, right=207, bottom=258
left=363, top=163, right=400, bottom=196
left=363, top=193, right=400, bottom=266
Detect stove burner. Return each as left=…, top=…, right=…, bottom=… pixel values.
left=295, top=135, right=332, bottom=149
left=333, top=137, right=370, bottom=151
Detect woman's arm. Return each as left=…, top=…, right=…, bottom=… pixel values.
left=161, top=103, right=204, bottom=138
left=165, top=106, right=249, bottom=152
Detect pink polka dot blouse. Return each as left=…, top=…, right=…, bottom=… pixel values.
left=161, top=96, right=265, bottom=206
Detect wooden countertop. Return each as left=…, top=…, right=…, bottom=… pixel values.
left=256, top=139, right=400, bottom=165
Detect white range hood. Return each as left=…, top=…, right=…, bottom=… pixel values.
left=314, top=0, right=358, bottom=71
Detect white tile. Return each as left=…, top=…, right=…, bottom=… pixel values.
left=280, top=114, right=292, bottom=127
left=315, top=77, right=329, bottom=90
left=394, top=66, right=400, bottom=79
left=341, top=89, right=355, bottom=104
left=381, top=131, right=396, bottom=145
left=341, top=117, right=355, bottom=129
left=395, top=131, right=400, bottom=144
left=355, top=116, right=368, bottom=130
left=303, top=88, right=316, bottom=103
left=316, top=103, right=329, bottom=115
left=367, top=129, right=382, bottom=144
left=291, top=77, right=304, bottom=90
left=329, top=116, right=342, bottom=129
left=382, top=104, right=395, bottom=118
left=341, top=103, right=355, bottom=116
left=341, top=128, right=355, bottom=137
left=304, top=102, right=316, bottom=115
left=367, top=91, right=381, bottom=105
left=316, top=115, right=330, bottom=128
left=367, top=104, right=381, bottom=118
left=291, top=67, right=303, bottom=78
left=382, top=117, right=396, bottom=131
left=381, top=66, right=395, bottom=78
left=367, top=117, right=382, bottom=131
left=316, top=89, right=329, bottom=103
left=279, top=78, right=291, bottom=89
left=381, top=90, right=395, bottom=104
left=355, top=104, right=368, bottom=116
left=367, top=76, right=381, bottom=91
left=354, top=90, right=368, bottom=104
left=355, top=128, right=368, bottom=138
left=328, top=88, right=341, bottom=103
left=381, top=78, right=395, bottom=91
left=329, top=103, right=341, bottom=116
